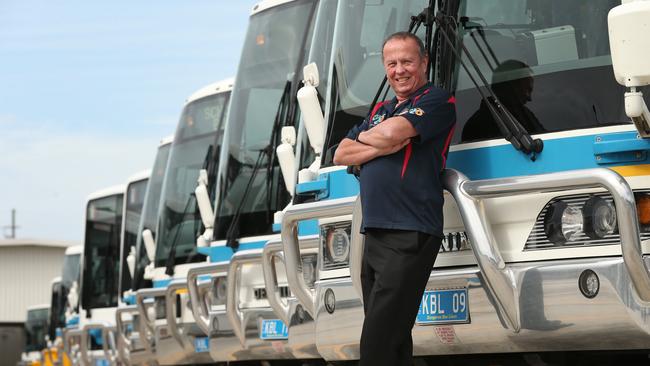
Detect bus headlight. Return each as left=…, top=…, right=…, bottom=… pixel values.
left=321, top=222, right=351, bottom=270
left=544, top=201, right=583, bottom=244
left=301, top=254, right=317, bottom=288
left=154, top=297, right=166, bottom=320
left=583, top=196, right=617, bottom=239
left=327, top=228, right=350, bottom=263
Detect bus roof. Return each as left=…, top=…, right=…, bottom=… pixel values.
left=65, top=245, right=83, bottom=255
left=251, top=0, right=301, bottom=16
left=126, top=169, right=151, bottom=185
left=86, top=184, right=126, bottom=202
left=184, top=77, right=235, bottom=106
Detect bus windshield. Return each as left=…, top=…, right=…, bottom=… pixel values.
left=81, top=194, right=123, bottom=309
left=215, top=0, right=316, bottom=239
left=133, top=142, right=170, bottom=290
left=154, top=91, right=230, bottom=268
left=25, top=307, right=48, bottom=352
left=119, top=178, right=147, bottom=296
left=451, top=0, right=630, bottom=143
left=321, top=0, right=429, bottom=165
left=320, top=0, right=635, bottom=164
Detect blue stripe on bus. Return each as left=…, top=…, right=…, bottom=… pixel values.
left=153, top=279, right=171, bottom=288
left=321, top=131, right=648, bottom=193
left=197, top=240, right=268, bottom=263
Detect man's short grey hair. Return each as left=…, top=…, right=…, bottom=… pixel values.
left=381, top=32, right=427, bottom=60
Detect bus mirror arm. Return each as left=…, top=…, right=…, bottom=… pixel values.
left=609, top=1, right=650, bottom=137
left=142, top=229, right=156, bottom=262
left=625, top=89, right=650, bottom=137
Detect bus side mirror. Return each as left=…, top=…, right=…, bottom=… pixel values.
left=277, top=126, right=297, bottom=196
left=297, top=63, right=325, bottom=182
left=142, top=229, right=156, bottom=262
left=195, top=169, right=214, bottom=247
left=609, top=0, right=650, bottom=137
left=126, top=246, right=136, bottom=279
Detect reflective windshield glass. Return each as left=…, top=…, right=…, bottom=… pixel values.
left=215, top=1, right=316, bottom=239
left=320, top=0, right=632, bottom=161
left=451, top=0, right=629, bottom=143
left=321, top=0, right=428, bottom=165
left=62, top=254, right=80, bottom=288
left=297, top=0, right=337, bottom=170
left=155, top=92, right=230, bottom=267
left=119, top=178, right=147, bottom=296
left=25, top=308, right=48, bottom=352
left=133, top=143, right=170, bottom=290
left=81, top=194, right=123, bottom=309
left=60, top=253, right=80, bottom=314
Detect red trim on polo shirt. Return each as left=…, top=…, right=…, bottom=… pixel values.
left=401, top=142, right=413, bottom=179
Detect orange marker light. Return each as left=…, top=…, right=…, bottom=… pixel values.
left=256, top=34, right=265, bottom=45
left=636, top=194, right=650, bottom=225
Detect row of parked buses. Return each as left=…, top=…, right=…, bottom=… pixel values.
left=22, top=0, right=650, bottom=365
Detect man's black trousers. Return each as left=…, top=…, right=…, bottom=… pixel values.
left=359, top=228, right=442, bottom=366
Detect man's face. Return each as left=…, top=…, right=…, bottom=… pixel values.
left=383, top=37, right=428, bottom=101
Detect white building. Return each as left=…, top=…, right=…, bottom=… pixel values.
left=0, top=239, right=74, bottom=366
left=0, top=239, right=73, bottom=322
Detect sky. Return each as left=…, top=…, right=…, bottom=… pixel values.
left=0, top=1, right=251, bottom=243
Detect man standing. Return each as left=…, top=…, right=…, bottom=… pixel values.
left=333, top=32, right=456, bottom=366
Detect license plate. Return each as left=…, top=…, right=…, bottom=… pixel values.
left=260, top=319, right=288, bottom=340
left=416, top=288, right=469, bottom=325
left=194, top=336, right=209, bottom=353
left=95, top=359, right=110, bottom=366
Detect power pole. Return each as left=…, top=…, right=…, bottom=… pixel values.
left=3, top=209, right=19, bottom=239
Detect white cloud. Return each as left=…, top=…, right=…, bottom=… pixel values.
left=0, top=125, right=160, bottom=242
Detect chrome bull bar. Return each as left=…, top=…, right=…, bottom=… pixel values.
left=227, top=248, right=270, bottom=345
left=135, top=287, right=167, bottom=355
left=440, top=168, right=650, bottom=323
left=187, top=261, right=229, bottom=335
left=283, top=168, right=650, bottom=335
left=164, top=280, right=195, bottom=353
left=100, top=325, right=118, bottom=365
left=115, top=305, right=139, bottom=365
left=63, top=327, right=82, bottom=365
left=78, top=322, right=113, bottom=366
left=351, top=168, right=650, bottom=331
left=281, top=197, right=358, bottom=317
left=443, top=168, right=650, bottom=303
left=262, top=236, right=319, bottom=325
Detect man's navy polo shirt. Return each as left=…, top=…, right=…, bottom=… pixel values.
left=345, top=82, right=456, bottom=237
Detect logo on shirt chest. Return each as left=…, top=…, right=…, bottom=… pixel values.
left=370, top=113, right=386, bottom=127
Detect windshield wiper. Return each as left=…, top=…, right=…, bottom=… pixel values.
left=225, top=146, right=273, bottom=250
left=223, top=79, right=294, bottom=250
left=163, top=194, right=197, bottom=276
left=165, top=143, right=222, bottom=276
left=433, top=9, right=543, bottom=159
